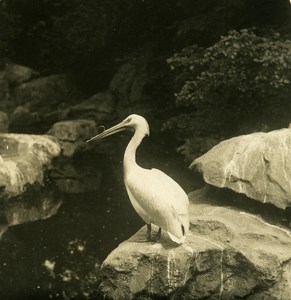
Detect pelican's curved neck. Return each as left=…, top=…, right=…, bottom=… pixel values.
left=123, top=130, right=144, bottom=175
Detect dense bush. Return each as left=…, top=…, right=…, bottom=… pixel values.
left=165, top=29, right=291, bottom=160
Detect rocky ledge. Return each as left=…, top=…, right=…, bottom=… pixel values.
left=99, top=187, right=291, bottom=299
left=99, top=127, right=291, bottom=300
left=191, top=128, right=291, bottom=210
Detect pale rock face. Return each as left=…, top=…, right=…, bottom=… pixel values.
left=99, top=187, right=291, bottom=299
left=0, top=134, right=62, bottom=237
left=0, top=133, right=60, bottom=195
left=190, top=128, right=291, bottom=209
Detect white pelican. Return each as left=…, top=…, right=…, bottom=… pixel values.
left=87, top=114, right=189, bottom=244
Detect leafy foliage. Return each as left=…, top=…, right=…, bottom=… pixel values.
left=166, top=29, right=291, bottom=159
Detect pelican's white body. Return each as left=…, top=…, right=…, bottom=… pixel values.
left=122, top=115, right=189, bottom=244
left=125, top=167, right=189, bottom=244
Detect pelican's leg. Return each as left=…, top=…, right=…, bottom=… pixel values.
left=156, top=227, right=162, bottom=242
left=147, top=223, right=151, bottom=241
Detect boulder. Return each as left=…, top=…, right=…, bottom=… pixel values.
left=68, top=90, right=116, bottom=122
left=0, top=134, right=60, bottom=197
left=13, top=74, right=74, bottom=112
left=99, top=187, right=291, bottom=299
left=0, top=134, right=62, bottom=237
left=9, top=74, right=78, bottom=132
left=0, top=63, right=39, bottom=112
left=190, top=128, right=291, bottom=210
left=5, top=63, right=39, bottom=86
left=47, top=119, right=98, bottom=157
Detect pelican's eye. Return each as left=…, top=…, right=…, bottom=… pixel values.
left=125, top=117, right=132, bottom=123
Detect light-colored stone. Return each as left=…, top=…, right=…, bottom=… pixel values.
left=0, top=134, right=62, bottom=236
left=0, top=133, right=60, bottom=196
left=190, top=128, right=291, bottom=209
left=99, top=187, right=291, bottom=299
left=47, top=119, right=98, bottom=157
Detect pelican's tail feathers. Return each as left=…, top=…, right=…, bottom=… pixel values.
left=167, top=231, right=186, bottom=244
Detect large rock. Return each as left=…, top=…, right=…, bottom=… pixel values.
left=99, top=187, right=291, bottom=299
left=0, top=63, right=39, bottom=112
left=5, top=63, right=39, bottom=86
left=47, top=119, right=98, bottom=157
left=13, top=74, right=72, bottom=109
left=10, top=74, right=79, bottom=133
left=0, top=134, right=60, bottom=197
left=10, top=74, right=78, bottom=132
left=190, top=128, right=291, bottom=210
left=0, top=134, right=62, bottom=238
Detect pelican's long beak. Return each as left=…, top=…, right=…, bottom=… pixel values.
left=86, top=120, right=128, bottom=143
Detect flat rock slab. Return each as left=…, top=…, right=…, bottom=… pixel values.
left=0, top=133, right=60, bottom=197
left=99, top=188, right=291, bottom=299
left=190, top=128, right=291, bottom=209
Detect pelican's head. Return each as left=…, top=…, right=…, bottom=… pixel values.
left=86, top=114, right=150, bottom=143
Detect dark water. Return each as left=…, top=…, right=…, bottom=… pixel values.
left=0, top=133, right=197, bottom=299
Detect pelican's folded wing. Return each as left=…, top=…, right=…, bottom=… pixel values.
left=125, top=167, right=189, bottom=241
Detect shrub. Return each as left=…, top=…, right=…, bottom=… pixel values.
left=165, top=29, right=291, bottom=159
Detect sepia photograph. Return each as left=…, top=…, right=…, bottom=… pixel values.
left=0, top=0, right=291, bottom=299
